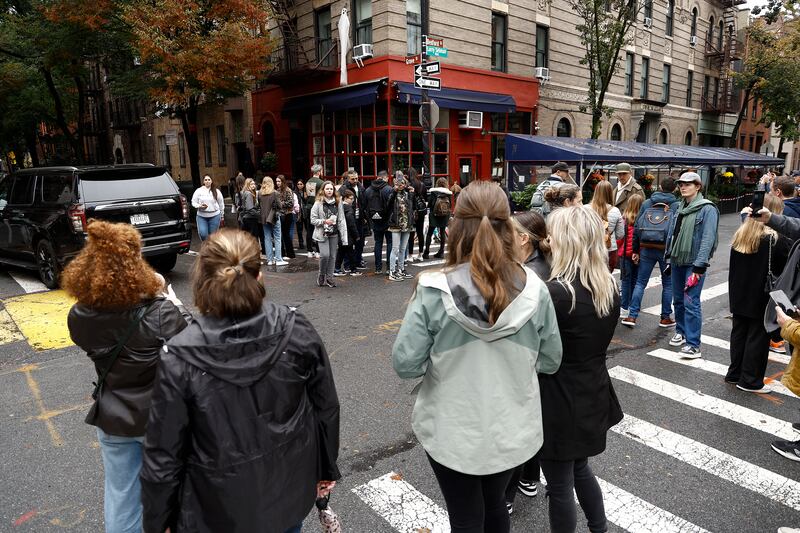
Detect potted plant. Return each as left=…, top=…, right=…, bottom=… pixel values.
left=259, top=152, right=278, bottom=172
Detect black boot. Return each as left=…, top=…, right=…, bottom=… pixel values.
left=324, top=276, right=336, bottom=288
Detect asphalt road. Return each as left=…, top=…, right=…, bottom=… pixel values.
left=0, top=213, right=799, bottom=532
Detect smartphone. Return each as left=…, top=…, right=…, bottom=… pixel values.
left=769, top=289, right=799, bottom=317
left=750, top=190, right=766, bottom=216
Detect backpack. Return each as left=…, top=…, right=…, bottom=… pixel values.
left=529, top=180, right=557, bottom=216
left=433, top=194, right=451, bottom=217
left=637, top=202, right=675, bottom=249
left=366, top=187, right=389, bottom=221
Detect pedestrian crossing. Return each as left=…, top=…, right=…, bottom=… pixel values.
left=354, top=272, right=800, bottom=532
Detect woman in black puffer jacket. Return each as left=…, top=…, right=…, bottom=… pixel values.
left=63, top=220, right=189, bottom=533
left=140, top=228, right=341, bottom=533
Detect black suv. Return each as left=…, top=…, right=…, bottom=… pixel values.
left=0, top=164, right=191, bottom=288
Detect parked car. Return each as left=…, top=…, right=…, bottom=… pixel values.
left=0, top=164, right=191, bottom=288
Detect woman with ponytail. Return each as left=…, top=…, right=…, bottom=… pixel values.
left=141, top=229, right=341, bottom=533
left=392, top=181, right=563, bottom=532
left=538, top=206, right=623, bottom=533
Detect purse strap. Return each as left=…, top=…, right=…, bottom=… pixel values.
left=91, top=303, right=152, bottom=400
left=768, top=233, right=775, bottom=279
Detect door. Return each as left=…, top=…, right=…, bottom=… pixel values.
left=457, top=155, right=481, bottom=187
left=0, top=174, right=12, bottom=255
left=290, top=127, right=309, bottom=179
left=4, top=174, right=36, bottom=260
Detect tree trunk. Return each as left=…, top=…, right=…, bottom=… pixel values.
left=179, top=99, right=202, bottom=189
left=591, top=110, right=603, bottom=139
left=41, top=67, right=82, bottom=164
left=729, top=85, right=753, bottom=148
left=778, top=136, right=785, bottom=160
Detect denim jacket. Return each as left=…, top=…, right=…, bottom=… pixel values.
left=664, top=201, right=719, bottom=272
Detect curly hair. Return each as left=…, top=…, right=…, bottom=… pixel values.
left=61, top=220, right=162, bottom=310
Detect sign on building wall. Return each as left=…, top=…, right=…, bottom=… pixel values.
left=165, top=130, right=178, bottom=146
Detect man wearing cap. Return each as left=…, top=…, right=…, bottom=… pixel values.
left=529, top=162, right=570, bottom=214
left=663, top=171, right=719, bottom=359
left=614, top=162, right=645, bottom=212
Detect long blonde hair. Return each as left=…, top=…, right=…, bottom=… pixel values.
left=590, top=180, right=614, bottom=221
left=622, top=193, right=644, bottom=225
left=260, top=176, right=275, bottom=196
left=547, top=206, right=617, bottom=317
left=445, top=181, right=523, bottom=325
left=732, top=193, right=782, bottom=254
left=243, top=178, right=257, bottom=201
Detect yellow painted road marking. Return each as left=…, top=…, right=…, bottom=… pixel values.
left=17, top=364, right=64, bottom=446
left=0, top=307, right=24, bottom=345
left=4, top=290, right=75, bottom=351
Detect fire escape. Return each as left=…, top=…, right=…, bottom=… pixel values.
left=259, top=0, right=339, bottom=87
left=702, top=0, right=746, bottom=114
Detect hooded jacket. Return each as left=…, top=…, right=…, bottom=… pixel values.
left=69, top=297, right=189, bottom=437
left=392, top=264, right=562, bottom=475
left=140, top=302, right=340, bottom=533
left=783, top=196, right=800, bottom=219
left=427, top=187, right=453, bottom=225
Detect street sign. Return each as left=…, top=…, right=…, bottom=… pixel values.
left=426, top=46, right=448, bottom=58
left=405, top=55, right=419, bottom=65
left=414, top=62, right=441, bottom=76
left=419, top=100, right=440, bottom=130
left=425, top=37, right=444, bottom=47
left=414, top=76, right=441, bottom=90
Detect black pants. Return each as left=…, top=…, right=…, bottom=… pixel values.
left=425, top=221, right=447, bottom=257
left=504, top=452, right=540, bottom=503
left=335, top=244, right=355, bottom=271
left=279, top=213, right=295, bottom=258
left=242, top=217, right=265, bottom=255
left=296, top=214, right=305, bottom=249
left=726, top=314, right=771, bottom=389
left=539, top=458, right=607, bottom=533
left=408, top=213, right=426, bottom=256
left=304, top=207, right=319, bottom=253
left=427, top=454, right=514, bottom=533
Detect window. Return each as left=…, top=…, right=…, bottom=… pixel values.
left=203, top=128, right=212, bottom=167
left=178, top=133, right=186, bottom=167
left=354, top=0, right=372, bottom=45
left=491, top=14, right=507, bottom=72
left=9, top=175, right=35, bottom=205
left=40, top=174, right=73, bottom=204
left=718, top=19, right=724, bottom=50
left=752, top=101, right=758, bottom=120
left=625, top=53, right=634, bottom=96
left=610, top=123, right=622, bottom=141
left=703, top=74, right=710, bottom=104
left=661, top=64, right=671, bottom=103
left=535, top=25, right=549, bottom=68
left=407, top=0, right=423, bottom=56
left=708, top=17, right=714, bottom=47
left=690, top=8, right=698, bottom=38
left=640, top=57, right=649, bottom=99
left=216, top=125, right=226, bottom=166
left=686, top=70, right=694, bottom=107
left=666, top=0, right=674, bottom=36
left=644, top=0, right=652, bottom=19
left=556, top=117, right=572, bottom=137
left=685, top=131, right=693, bottom=145
left=659, top=128, right=668, bottom=144
left=713, top=77, right=720, bottom=107
left=316, top=8, right=334, bottom=67
left=158, top=135, right=171, bottom=168
left=740, top=135, right=746, bottom=148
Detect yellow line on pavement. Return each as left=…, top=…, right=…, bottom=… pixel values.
left=3, top=290, right=75, bottom=351
left=17, top=364, right=64, bottom=447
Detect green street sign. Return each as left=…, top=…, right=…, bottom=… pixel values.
left=426, top=46, right=448, bottom=58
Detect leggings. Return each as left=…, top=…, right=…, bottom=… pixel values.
left=280, top=213, right=295, bottom=258
left=427, top=453, right=514, bottom=533
left=539, top=457, right=607, bottom=533
left=318, top=234, right=339, bottom=279
left=408, top=214, right=426, bottom=256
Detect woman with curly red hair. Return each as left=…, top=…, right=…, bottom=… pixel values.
left=62, top=220, right=189, bottom=533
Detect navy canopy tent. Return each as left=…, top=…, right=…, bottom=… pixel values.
left=505, top=135, right=784, bottom=166
left=396, top=82, right=516, bottom=113
left=281, top=79, right=386, bottom=117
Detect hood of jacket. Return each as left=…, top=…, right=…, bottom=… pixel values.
left=418, top=264, right=542, bottom=341
left=428, top=187, right=453, bottom=195
left=784, top=196, right=800, bottom=218
left=165, top=301, right=295, bottom=387
left=370, top=179, right=389, bottom=192
left=648, top=191, right=679, bottom=206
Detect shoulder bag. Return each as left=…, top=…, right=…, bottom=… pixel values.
left=765, top=233, right=778, bottom=293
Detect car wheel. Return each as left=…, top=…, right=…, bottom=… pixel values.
left=36, top=239, right=60, bottom=289
left=149, top=253, right=178, bottom=273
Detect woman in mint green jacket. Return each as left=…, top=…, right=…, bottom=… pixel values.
left=392, top=182, right=563, bottom=533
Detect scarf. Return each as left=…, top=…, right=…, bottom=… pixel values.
left=670, top=192, right=714, bottom=265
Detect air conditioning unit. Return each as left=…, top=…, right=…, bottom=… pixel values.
left=534, top=67, right=550, bottom=81
left=459, top=111, right=483, bottom=129
left=644, top=17, right=653, bottom=28
left=690, top=35, right=698, bottom=46
left=353, top=43, right=374, bottom=61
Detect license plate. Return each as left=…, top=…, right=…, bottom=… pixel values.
left=130, top=213, right=150, bottom=225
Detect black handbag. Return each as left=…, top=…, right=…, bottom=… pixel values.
left=765, top=237, right=800, bottom=333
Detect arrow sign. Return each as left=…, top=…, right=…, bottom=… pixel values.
left=415, top=76, right=441, bottom=90
left=414, top=62, right=441, bottom=76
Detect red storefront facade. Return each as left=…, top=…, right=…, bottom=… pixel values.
left=251, top=55, right=540, bottom=185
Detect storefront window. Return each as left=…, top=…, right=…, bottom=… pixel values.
left=391, top=102, right=409, bottom=126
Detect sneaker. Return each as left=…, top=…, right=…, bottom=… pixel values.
left=770, top=340, right=786, bottom=353
left=401, top=270, right=413, bottom=279
left=333, top=270, right=347, bottom=277
left=620, top=307, right=629, bottom=318
left=282, top=256, right=290, bottom=261
left=724, top=376, right=739, bottom=384
left=314, top=252, right=320, bottom=259
left=771, top=439, right=800, bottom=463
left=308, top=251, right=315, bottom=258
left=275, top=260, right=289, bottom=266
left=374, top=268, right=382, bottom=275
left=422, top=253, right=430, bottom=260
left=389, top=271, right=404, bottom=282
left=669, top=333, right=686, bottom=346
left=777, top=527, right=800, bottom=533
left=268, top=259, right=276, bottom=266
left=679, top=345, right=702, bottom=359
left=792, top=422, right=800, bottom=434
left=506, top=502, right=513, bottom=515
left=355, top=263, right=368, bottom=270
left=737, top=384, right=770, bottom=394
left=517, top=480, right=538, bottom=497
left=316, top=274, right=325, bottom=287
left=659, top=317, right=676, bottom=328
left=621, top=316, right=636, bottom=327
left=348, top=270, right=363, bottom=277
left=324, top=277, right=336, bottom=288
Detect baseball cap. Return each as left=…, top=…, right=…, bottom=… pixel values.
left=676, top=171, right=702, bottom=183
left=552, top=162, right=569, bottom=173
left=615, top=162, right=632, bottom=174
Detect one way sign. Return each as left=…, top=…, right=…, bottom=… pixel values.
left=414, top=62, right=441, bottom=76
left=414, top=76, right=441, bottom=90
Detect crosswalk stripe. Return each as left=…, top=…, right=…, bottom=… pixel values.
left=610, top=366, right=797, bottom=439
left=642, top=282, right=728, bottom=316
left=700, top=335, right=791, bottom=365
left=353, top=471, right=450, bottom=532
left=644, top=349, right=797, bottom=398
left=8, top=271, right=48, bottom=294
left=612, top=414, right=800, bottom=511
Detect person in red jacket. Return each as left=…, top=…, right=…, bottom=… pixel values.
left=618, top=194, right=644, bottom=315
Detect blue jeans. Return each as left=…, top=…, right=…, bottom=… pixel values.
left=619, top=256, right=638, bottom=310
left=196, top=214, right=221, bottom=241
left=263, top=219, right=283, bottom=262
left=629, top=248, right=673, bottom=319
left=372, top=222, right=393, bottom=271
left=390, top=231, right=411, bottom=273
left=671, top=264, right=706, bottom=349
left=96, top=428, right=145, bottom=533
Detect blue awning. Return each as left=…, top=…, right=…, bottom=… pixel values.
left=281, top=79, right=385, bottom=117
left=396, top=82, right=516, bottom=113
left=505, top=135, right=784, bottom=166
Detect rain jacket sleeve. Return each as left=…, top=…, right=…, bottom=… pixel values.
left=141, top=354, right=190, bottom=533
left=767, top=213, right=800, bottom=241
left=534, top=283, right=563, bottom=375
left=392, top=289, right=435, bottom=379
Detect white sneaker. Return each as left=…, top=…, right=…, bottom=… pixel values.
left=620, top=307, right=629, bottom=318
left=680, top=345, right=702, bottom=359
left=268, top=260, right=276, bottom=265
left=275, top=260, right=289, bottom=266
left=669, top=333, right=686, bottom=346
left=307, top=251, right=314, bottom=258
left=314, top=252, right=321, bottom=259
left=777, top=527, right=800, bottom=533
left=282, top=257, right=290, bottom=261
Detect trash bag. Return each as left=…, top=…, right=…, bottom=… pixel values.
left=316, top=496, right=342, bottom=533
